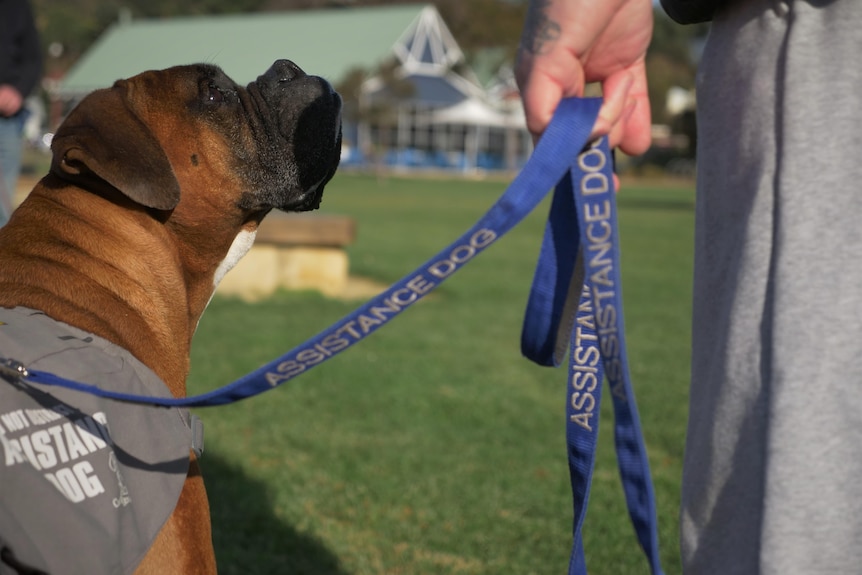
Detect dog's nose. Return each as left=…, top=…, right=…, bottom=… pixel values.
left=271, top=59, right=306, bottom=83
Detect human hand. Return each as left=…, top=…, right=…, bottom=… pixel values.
left=516, top=0, right=653, bottom=156
left=0, top=85, right=24, bottom=117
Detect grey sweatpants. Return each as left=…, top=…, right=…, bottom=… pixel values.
left=681, top=1, right=862, bottom=573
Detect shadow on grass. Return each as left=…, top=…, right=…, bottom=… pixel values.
left=201, top=453, right=350, bottom=575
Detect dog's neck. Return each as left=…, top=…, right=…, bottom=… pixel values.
left=0, top=179, right=246, bottom=397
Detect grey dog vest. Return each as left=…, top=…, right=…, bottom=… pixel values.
left=0, top=307, right=197, bottom=575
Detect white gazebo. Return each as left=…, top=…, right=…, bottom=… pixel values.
left=428, top=99, right=526, bottom=172
left=353, top=6, right=530, bottom=172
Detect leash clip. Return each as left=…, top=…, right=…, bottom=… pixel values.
left=0, top=357, right=29, bottom=382
left=190, top=414, right=204, bottom=459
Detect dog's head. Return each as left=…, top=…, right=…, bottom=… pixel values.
left=50, top=60, right=342, bottom=218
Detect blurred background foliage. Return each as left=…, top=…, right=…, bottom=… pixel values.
left=30, top=0, right=708, bottom=128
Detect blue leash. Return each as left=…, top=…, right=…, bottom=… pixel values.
left=521, top=135, right=664, bottom=574
left=2, top=98, right=663, bottom=574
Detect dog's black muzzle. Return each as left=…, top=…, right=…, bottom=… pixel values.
left=253, top=59, right=343, bottom=212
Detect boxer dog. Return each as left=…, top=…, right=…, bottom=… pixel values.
left=0, top=60, right=341, bottom=574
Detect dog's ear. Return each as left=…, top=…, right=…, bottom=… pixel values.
left=51, top=84, right=181, bottom=211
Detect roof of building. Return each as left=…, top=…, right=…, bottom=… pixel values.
left=58, top=4, right=429, bottom=97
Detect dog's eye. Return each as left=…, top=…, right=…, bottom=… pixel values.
left=207, top=85, right=226, bottom=104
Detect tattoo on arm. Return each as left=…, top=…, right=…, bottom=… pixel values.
left=520, top=0, right=561, bottom=56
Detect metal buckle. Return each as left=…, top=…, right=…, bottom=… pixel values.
left=190, top=414, right=204, bottom=458
left=0, top=357, right=29, bottom=381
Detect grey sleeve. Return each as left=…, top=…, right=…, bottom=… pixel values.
left=660, top=0, right=724, bottom=24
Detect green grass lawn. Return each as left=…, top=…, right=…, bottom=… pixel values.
left=188, top=172, right=696, bottom=575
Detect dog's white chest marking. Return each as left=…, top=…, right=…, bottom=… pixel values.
left=213, top=229, right=257, bottom=288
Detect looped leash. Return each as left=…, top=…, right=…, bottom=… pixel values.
left=521, top=137, right=664, bottom=574
left=1, top=97, right=663, bottom=573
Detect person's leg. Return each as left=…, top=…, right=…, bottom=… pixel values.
left=0, top=113, right=27, bottom=225
left=683, top=1, right=862, bottom=573
left=681, top=3, right=784, bottom=571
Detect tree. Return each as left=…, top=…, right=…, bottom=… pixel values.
left=645, top=11, right=708, bottom=124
